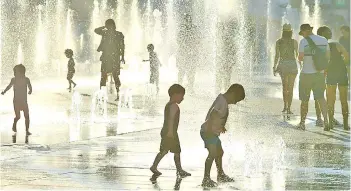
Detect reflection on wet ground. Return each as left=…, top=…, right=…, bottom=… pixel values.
left=1, top=75, right=350, bottom=190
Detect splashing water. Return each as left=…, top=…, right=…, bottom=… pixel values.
left=91, top=88, right=108, bottom=122
left=0, top=0, right=2, bottom=85
left=312, top=0, right=321, bottom=29
left=272, top=136, right=286, bottom=172
left=301, top=0, right=311, bottom=24
left=244, top=141, right=264, bottom=177
left=118, top=87, right=133, bottom=109
left=65, top=9, right=74, bottom=51
left=35, top=5, right=48, bottom=76
left=17, top=42, right=24, bottom=65
left=70, top=91, right=82, bottom=142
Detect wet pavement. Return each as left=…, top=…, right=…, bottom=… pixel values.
left=0, top=73, right=350, bottom=190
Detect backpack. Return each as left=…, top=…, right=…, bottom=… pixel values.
left=305, top=36, right=328, bottom=71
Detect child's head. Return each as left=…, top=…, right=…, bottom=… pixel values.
left=225, top=84, right=245, bottom=104
left=105, top=19, right=116, bottom=30
left=64, top=49, right=74, bottom=58
left=147, top=44, right=154, bottom=52
left=317, top=26, right=332, bottom=40
left=168, top=84, right=185, bottom=104
left=13, top=64, right=26, bottom=77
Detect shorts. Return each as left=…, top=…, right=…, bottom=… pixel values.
left=200, top=131, right=221, bottom=149
left=67, top=72, right=74, bottom=80
left=299, top=73, right=326, bottom=101
left=278, top=60, right=298, bottom=75
left=326, top=72, right=348, bottom=86
left=160, top=136, right=181, bottom=153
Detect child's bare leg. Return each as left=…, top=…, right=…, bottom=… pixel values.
left=174, top=153, right=191, bottom=177
left=150, top=151, right=168, bottom=175
left=215, top=144, right=234, bottom=182
left=12, top=108, right=20, bottom=132
left=23, top=106, right=31, bottom=135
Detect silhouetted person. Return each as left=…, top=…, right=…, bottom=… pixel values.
left=176, top=14, right=199, bottom=93
left=65, top=49, right=76, bottom=92
left=143, top=44, right=162, bottom=93
left=1, top=64, right=32, bottom=135
left=200, top=84, right=245, bottom=187
left=273, top=24, right=298, bottom=114
left=317, top=26, right=350, bottom=130
left=150, top=84, right=191, bottom=178
left=297, top=24, right=330, bottom=131
left=95, top=19, right=125, bottom=101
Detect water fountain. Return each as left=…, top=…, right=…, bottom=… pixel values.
left=143, top=0, right=153, bottom=44
left=0, top=0, right=2, bottom=85
left=301, top=0, right=311, bottom=24
left=312, top=0, right=321, bottom=29
left=17, top=42, right=24, bottom=65
left=36, top=5, right=49, bottom=76
left=91, top=88, right=108, bottom=122
left=129, top=0, right=143, bottom=56
left=64, top=9, right=75, bottom=52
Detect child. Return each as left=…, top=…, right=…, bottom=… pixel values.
left=65, top=49, right=76, bottom=92
left=143, top=44, right=161, bottom=93
left=150, top=84, right=191, bottom=177
left=200, top=84, right=245, bottom=187
left=1, top=64, right=32, bottom=135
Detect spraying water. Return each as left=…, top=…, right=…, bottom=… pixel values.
left=312, top=0, right=321, bottom=29
left=301, top=0, right=311, bottom=24
left=0, top=0, right=2, bottom=85
left=17, top=42, right=24, bottom=65
left=35, top=5, right=48, bottom=76
left=64, top=9, right=74, bottom=51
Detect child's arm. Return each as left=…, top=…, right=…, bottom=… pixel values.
left=1, top=79, right=14, bottom=95
left=27, top=78, right=32, bottom=94
left=166, top=104, right=179, bottom=138
left=205, top=104, right=227, bottom=133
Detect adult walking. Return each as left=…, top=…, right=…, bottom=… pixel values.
left=273, top=24, right=298, bottom=114
left=297, top=24, right=330, bottom=131
left=317, top=26, right=350, bottom=130
left=95, top=19, right=125, bottom=101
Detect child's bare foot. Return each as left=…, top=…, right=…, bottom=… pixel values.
left=150, top=166, right=162, bottom=176
left=177, top=170, right=191, bottom=177
left=26, top=131, right=32, bottom=136
left=73, top=84, right=77, bottom=88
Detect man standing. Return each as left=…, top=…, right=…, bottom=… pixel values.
left=176, top=14, right=199, bottom=94
left=95, top=19, right=125, bottom=101
left=297, top=24, right=330, bottom=131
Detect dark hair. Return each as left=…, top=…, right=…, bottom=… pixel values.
left=168, top=84, right=185, bottom=97
left=147, top=44, right=154, bottom=51
left=14, top=64, right=26, bottom=76
left=64, top=49, right=73, bottom=56
left=105, top=19, right=116, bottom=30
left=282, top=31, right=292, bottom=39
left=317, top=26, right=331, bottom=38
left=340, top=25, right=350, bottom=32
left=227, top=84, right=245, bottom=100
